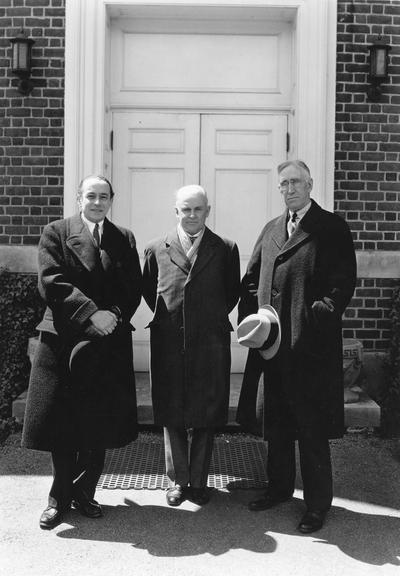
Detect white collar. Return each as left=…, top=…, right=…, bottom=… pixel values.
left=81, top=213, right=104, bottom=236
left=289, top=201, right=312, bottom=221
left=177, top=224, right=205, bottom=259
left=177, top=223, right=205, bottom=242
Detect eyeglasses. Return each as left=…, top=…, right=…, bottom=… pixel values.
left=278, top=178, right=305, bottom=191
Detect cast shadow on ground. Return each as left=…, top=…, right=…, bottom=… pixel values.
left=56, top=491, right=400, bottom=565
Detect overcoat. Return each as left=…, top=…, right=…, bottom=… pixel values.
left=22, top=214, right=142, bottom=452
left=143, top=227, right=240, bottom=428
left=237, top=200, right=357, bottom=439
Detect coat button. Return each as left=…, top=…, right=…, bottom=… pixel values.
left=271, top=289, right=278, bottom=297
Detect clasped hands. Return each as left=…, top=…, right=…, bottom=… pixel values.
left=87, top=310, right=118, bottom=337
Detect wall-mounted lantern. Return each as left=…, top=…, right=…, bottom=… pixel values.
left=10, top=30, right=35, bottom=96
left=367, top=40, right=391, bottom=102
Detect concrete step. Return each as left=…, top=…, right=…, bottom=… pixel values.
left=12, top=372, right=380, bottom=429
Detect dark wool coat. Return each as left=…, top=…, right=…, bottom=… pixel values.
left=22, top=215, right=142, bottom=452
left=143, top=227, right=240, bottom=428
left=237, top=200, right=357, bottom=440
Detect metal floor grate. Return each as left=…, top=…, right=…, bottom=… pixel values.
left=97, top=434, right=268, bottom=490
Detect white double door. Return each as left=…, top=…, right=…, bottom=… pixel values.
left=112, top=111, right=287, bottom=371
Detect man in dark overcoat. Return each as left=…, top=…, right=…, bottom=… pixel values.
left=238, top=160, right=356, bottom=533
left=22, top=175, right=142, bottom=529
left=143, top=185, right=240, bottom=507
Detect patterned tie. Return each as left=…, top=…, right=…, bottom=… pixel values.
left=93, top=223, right=100, bottom=248
left=287, top=212, right=297, bottom=237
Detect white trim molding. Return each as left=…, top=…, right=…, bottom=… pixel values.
left=2, top=245, right=398, bottom=280
left=64, top=0, right=338, bottom=216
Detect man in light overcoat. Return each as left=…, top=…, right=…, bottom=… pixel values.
left=143, top=185, right=240, bottom=507
left=22, top=175, right=142, bottom=529
left=238, top=160, right=356, bottom=533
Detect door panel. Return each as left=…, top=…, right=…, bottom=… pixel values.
left=201, top=114, right=287, bottom=371
left=112, top=112, right=287, bottom=372
left=112, top=112, right=200, bottom=254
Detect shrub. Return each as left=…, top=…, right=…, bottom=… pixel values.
left=382, top=284, right=400, bottom=437
left=0, top=268, right=44, bottom=443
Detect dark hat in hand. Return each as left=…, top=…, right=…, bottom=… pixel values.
left=237, top=305, right=281, bottom=360
left=68, top=340, right=106, bottom=396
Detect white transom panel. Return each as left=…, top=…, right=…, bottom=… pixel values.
left=110, top=18, right=292, bottom=109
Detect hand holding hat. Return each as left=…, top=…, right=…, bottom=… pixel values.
left=237, top=305, right=281, bottom=360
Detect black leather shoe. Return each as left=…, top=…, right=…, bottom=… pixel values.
left=166, top=485, right=186, bottom=507
left=189, top=487, right=210, bottom=506
left=39, top=506, right=63, bottom=530
left=297, top=510, right=326, bottom=534
left=248, top=491, right=292, bottom=511
left=72, top=497, right=103, bottom=518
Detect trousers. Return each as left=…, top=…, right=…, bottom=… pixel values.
left=48, top=448, right=105, bottom=509
left=267, top=430, right=333, bottom=512
left=164, top=427, right=214, bottom=489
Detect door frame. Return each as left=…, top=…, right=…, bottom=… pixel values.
left=64, top=0, right=337, bottom=217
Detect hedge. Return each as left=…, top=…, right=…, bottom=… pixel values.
left=0, top=268, right=44, bottom=443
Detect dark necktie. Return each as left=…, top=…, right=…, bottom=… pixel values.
left=287, top=212, right=298, bottom=237
left=188, top=235, right=196, bottom=244
left=93, top=223, right=100, bottom=248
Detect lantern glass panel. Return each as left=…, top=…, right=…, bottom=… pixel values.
left=374, top=48, right=387, bottom=78
left=12, top=41, right=29, bottom=72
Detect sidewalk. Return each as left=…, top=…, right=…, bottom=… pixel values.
left=1, top=431, right=399, bottom=576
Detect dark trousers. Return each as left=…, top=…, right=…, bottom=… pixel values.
left=267, top=431, right=333, bottom=512
left=48, top=449, right=106, bottom=510
left=164, top=427, right=214, bottom=489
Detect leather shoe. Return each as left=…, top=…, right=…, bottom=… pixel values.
left=297, top=510, right=326, bottom=534
left=166, top=485, right=186, bottom=507
left=189, top=487, right=210, bottom=506
left=248, top=491, right=292, bottom=511
left=72, top=497, right=103, bottom=518
left=39, top=506, right=63, bottom=530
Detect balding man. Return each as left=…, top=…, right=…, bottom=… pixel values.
left=143, top=185, right=240, bottom=506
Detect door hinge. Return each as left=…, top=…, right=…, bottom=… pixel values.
left=110, top=130, right=114, bottom=151
left=286, top=132, right=290, bottom=153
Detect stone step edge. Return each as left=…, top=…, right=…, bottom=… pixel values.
left=12, top=383, right=381, bottom=429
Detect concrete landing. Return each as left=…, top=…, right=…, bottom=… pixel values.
left=12, top=372, right=381, bottom=429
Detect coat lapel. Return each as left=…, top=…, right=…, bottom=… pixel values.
left=276, top=200, right=321, bottom=256
left=271, top=213, right=288, bottom=252
left=66, top=214, right=99, bottom=271
left=166, top=228, right=192, bottom=275
left=100, top=218, right=121, bottom=272
left=187, top=227, right=217, bottom=283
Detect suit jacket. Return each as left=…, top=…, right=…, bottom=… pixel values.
left=143, top=226, right=240, bottom=428
left=238, top=199, right=357, bottom=439
left=22, top=214, right=142, bottom=451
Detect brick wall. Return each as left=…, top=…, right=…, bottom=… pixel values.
left=344, top=277, right=397, bottom=350
left=0, top=0, right=65, bottom=246
left=337, top=0, right=400, bottom=351
left=336, top=0, right=400, bottom=250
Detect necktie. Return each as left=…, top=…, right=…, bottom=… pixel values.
left=188, top=235, right=196, bottom=244
left=287, top=212, right=297, bottom=237
left=93, top=223, right=100, bottom=248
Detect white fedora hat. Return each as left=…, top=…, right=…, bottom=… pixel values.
left=237, top=305, right=281, bottom=360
